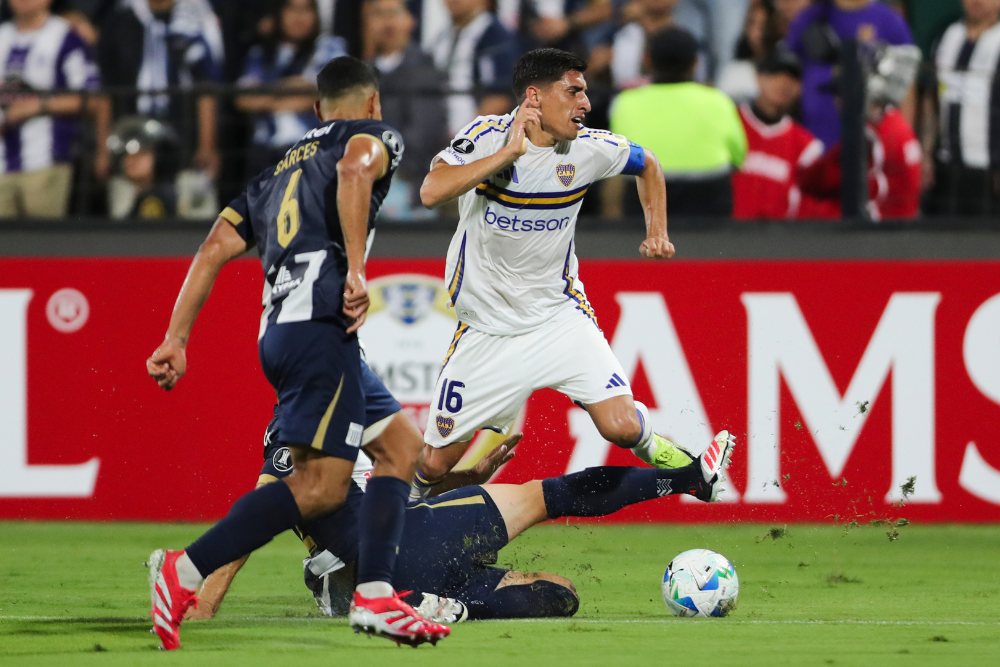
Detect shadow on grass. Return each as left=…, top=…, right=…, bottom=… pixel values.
left=3, top=617, right=150, bottom=636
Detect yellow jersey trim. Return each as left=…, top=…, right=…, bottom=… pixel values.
left=311, top=375, right=345, bottom=450
left=348, top=133, right=389, bottom=178
left=440, top=323, right=470, bottom=371
left=409, top=495, right=486, bottom=510
left=475, top=182, right=589, bottom=207
left=256, top=473, right=279, bottom=486
left=220, top=206, right=243, bottom=226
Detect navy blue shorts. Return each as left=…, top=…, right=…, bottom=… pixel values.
left=259, top=319, right=366, bottom=461
left=394, top=486, right=511, bottom=602
left=259, top=358, right=402, bottom=479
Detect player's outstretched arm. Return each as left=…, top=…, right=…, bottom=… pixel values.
left=635, top=148, right=674, bottom=260
left=419, top=103, right=541, bottom=208
left=336, top=135, right=388, bottom=333
left=147, top=218, right=247, bottom=390
left=426, top=434, right=521, bottom=498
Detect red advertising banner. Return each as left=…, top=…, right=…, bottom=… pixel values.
left=1, top=258, right=999, bottom=523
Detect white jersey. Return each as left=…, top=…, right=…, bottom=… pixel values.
left=435, top=111, right=646, bottom=335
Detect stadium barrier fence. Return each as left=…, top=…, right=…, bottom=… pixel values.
left=0, top=243, right=998, bottom=522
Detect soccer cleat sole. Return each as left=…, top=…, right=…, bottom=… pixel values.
left=350, top=621, right=444, bottom=647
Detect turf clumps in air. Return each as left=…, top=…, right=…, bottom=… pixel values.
left=757, top=526, right=789, bottom=542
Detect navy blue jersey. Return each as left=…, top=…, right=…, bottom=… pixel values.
left=221, top=118, right=404, bottom=331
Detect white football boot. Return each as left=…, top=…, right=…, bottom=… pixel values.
left=416, top=593, right=469, bottom=624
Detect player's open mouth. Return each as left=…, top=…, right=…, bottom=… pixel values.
left=572, top=116, right=584, bottom=129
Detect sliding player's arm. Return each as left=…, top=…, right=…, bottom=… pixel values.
left=419, top=103, right=541, bottom=208
left=184, top=555, right=250, bottom=620
left=147, top=218, right=248, bottom=390
left=427, top=434, right=522, bottom=497
left=336, top=135, right=388, bottom=333
left=635, top=148, right=673, bottom=259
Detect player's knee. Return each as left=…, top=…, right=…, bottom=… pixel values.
left=596, top=411, right=642, bottom=448
left=534, top=578, right=579, bottom=618
left=284, top=463, right=350, bottom=518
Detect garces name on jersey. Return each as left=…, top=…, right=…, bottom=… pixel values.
left=220, top=119, right=404, bottom=337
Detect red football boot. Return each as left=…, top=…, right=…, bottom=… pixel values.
left=147, top=549, right=199, bottom=650
left=349, top=589, right=451, bottom=647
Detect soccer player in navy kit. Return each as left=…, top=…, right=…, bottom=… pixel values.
left=145, top=57, right=449, bottom=649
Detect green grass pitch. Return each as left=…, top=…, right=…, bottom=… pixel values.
left=1, top=522, right=998, bottom=666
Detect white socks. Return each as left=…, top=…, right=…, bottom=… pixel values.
left=175, top=552, right=204, bottom=591
left=629, top=401, right=657, bottom=464
left=356, top=581, right=394, bottom=599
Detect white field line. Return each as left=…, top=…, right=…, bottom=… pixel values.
left=0, top=616, right=997, bottom=626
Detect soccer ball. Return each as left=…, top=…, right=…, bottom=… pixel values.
left=662, top=549, right=739, bottom=617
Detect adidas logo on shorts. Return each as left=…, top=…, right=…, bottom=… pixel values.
left=605, top=373, right=627, bottom=389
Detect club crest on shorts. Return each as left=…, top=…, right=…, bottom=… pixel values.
left=436, top=414, right=455, bottom=438
left=556, top=163, right=576, bottom=188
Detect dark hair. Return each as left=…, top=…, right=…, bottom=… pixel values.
left=317, top=56, right=380, bottom=100
left=756, top=46, right=802, bottom=79
left=512, top=48, right=588, bottom=101
left=647, top=27, right=699, bottom=84
left=261, top=0, right=320, bottom=70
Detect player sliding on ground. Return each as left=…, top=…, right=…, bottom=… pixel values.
left=414, top=48, right=735, bottom=499
left=144, top=57, right=449, bottom=649
left=186, top=419, right=734, bottom=622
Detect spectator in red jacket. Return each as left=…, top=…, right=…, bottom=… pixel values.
left=869, top=106, right=921, bottom=219
left=732, top=48, right=824, bottom=220
left=797, top=44, right=922, bottom=220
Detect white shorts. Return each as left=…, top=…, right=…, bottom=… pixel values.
left=425, top=304, right=632, bottom=447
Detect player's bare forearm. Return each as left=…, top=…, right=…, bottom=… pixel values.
left=420, top=151, right=516, bottom=209
left=636, top=149, right=674, bottom=259
left=337, top=135, right=387, bottom=332
left=428, top=434, right=521, bottom=497
left=167, top=219, right=247, bottom=343
left=184, top=555, right=250, bottom=620
left=147, top=218, right=246, bottom=390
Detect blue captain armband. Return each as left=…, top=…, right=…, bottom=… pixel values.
left=621, top=141, right=646, bottom=176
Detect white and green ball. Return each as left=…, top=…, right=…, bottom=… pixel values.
left=662, top=549, right=739, bottom=617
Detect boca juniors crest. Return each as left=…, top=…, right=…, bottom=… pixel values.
left=556, top=163, right=576, bottom=188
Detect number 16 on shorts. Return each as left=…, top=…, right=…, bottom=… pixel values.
left=437, top=379, right=465, bottom=413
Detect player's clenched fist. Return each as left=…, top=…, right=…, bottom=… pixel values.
left=147, top=338, right=187, bottom=390
left=640, top=236, right=675, bottom=259
left=343, top=267, right=370, bottom=333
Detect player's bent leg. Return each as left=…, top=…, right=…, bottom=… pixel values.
left=585, top=394, right=643, bottom=447
left=481, top=481, right=549, bottom=541
left=460, top=569, right=579, bottom=620
left=283, top=448, right=355, bottom=520
left=350, top=416, right=451, bottom=646
left=147, top=448, right=354, bottom=649
left=362, top=411, right=422, bottom=482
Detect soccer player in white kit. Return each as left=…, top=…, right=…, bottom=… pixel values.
left=413, top=49, right=734, bottom=498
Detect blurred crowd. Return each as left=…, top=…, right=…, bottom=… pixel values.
left=0, top=0, right=993, bottom=221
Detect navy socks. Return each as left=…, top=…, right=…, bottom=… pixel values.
left=186, top=480, right=302, bottom=577
left=356, top=476, right=410, bottom=585
left=464, top=580, right=579, bottom=620
left=541, top=465, right=698, bottom=519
